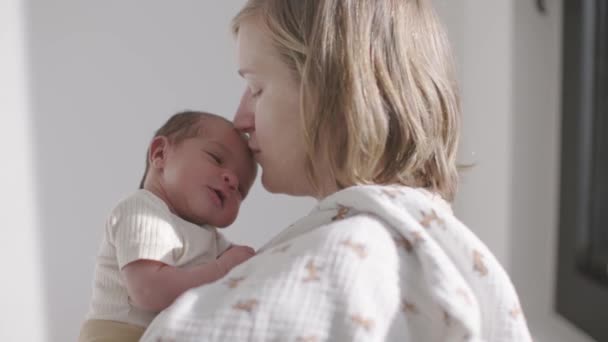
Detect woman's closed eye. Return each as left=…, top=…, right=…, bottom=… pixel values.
left=251, top=88, right=263, bottom=99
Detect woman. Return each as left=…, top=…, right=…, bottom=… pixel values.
left=142, top=0, right=532, bottom=341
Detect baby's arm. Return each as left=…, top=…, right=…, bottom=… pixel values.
left=122, top=245, right=255, bottom=312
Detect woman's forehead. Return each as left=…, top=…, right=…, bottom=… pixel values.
left=236, top=19, right=276, bottom=75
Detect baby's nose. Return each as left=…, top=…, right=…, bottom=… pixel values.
left=222, top=171, right=239, bottom=191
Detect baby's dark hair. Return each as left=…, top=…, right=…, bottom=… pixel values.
left=138, top=111, right=229, bottom=189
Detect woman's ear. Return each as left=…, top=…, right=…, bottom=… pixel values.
left=149, top=136, right=170, bottom=170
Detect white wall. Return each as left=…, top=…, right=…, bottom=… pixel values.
left=510, top=1, right=594, bottom=341
left=24, top=1, right=313, bottom=341
left=436, top=0, right=515, bottom=267
left=0, top=0, right=47, bottom=341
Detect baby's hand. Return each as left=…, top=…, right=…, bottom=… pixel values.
left=217, top=245, right=256, bottom=273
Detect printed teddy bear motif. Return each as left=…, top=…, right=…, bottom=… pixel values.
left=303, top=259, right=322, bottom=283
left=340, top=239, right=368, bottom=259
left=351, top=314, right=375, bottom=332
left=332, top=205, right=350, bottom=221
left=473, top=250, right=488, bottom=276
left=225, top=277, right=247, bottom=289
left=419, top=209, right=445, bottom=229
left=232, top=299, right=259, bottom=314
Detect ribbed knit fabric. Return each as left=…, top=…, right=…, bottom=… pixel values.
left=84, top=189, right=231, bottom=328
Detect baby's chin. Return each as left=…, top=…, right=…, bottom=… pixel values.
left=204, top=209, right=238, bottom=228
left=186, top=196, right=239, bottom=227
left=209, top=220, right=235, bottom=229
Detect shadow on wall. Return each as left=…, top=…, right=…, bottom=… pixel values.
left=24, top=1, right=249, bottom=340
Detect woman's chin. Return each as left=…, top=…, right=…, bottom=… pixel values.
left=260, top=173, right=280, bottom=193
left=261, top=172, right=313, bottom=197
left=260, top=171, right=289, bottom=194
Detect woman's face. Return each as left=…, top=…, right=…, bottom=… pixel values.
left=233, top=18, right=311, bottom=196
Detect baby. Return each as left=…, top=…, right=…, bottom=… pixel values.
left=79, top=111, right=258, bottom=342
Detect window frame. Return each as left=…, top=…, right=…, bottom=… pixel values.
left=556, top=0, right=608, bottom=341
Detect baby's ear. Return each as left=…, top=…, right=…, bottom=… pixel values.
left=149, top=136, right=169, bottom=169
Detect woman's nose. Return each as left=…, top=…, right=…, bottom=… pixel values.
left=233, top=88, right=255, bottom=133
left=222, top=171, right=239, bottom=191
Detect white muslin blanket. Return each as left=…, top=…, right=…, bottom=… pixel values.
left=141, top=185, right=532, bottom=341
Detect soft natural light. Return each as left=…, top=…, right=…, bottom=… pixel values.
left=0, top=1, right=47, bottom=340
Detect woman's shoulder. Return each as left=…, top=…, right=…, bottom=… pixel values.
left=322, top=211, right=397, bottom=245
left=262, top=185, right=451, bottom=254
left=270, top=212, right=401, bottom=270
left=250, top=212, right=400, bottom=292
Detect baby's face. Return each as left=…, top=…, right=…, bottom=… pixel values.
left=161, top=117, right=256, bottom=227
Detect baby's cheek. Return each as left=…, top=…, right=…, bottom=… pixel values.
left=223, top=200, right=240, bottom=225
left=232, top=201, right=241, bottom=218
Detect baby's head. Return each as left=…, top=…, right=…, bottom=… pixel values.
left=140, top=111, right=257, bottom=227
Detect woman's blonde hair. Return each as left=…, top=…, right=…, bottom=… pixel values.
left=233, top=0, right=461, bottom=201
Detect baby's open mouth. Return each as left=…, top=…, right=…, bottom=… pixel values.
left=213, top=188, right=225, bottom=207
